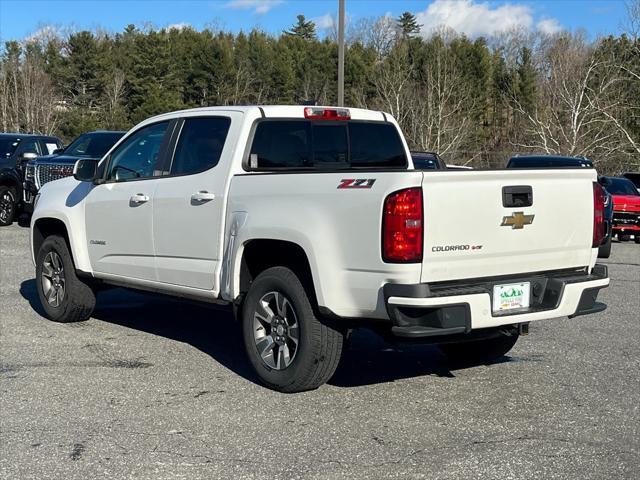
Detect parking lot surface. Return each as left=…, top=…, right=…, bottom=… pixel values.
left=1, top=223, right=639, bottom=479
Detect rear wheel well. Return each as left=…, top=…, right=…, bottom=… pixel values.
left=33, top=218, right=71, bottom=260
left=239, top=240, right=316, bottom=302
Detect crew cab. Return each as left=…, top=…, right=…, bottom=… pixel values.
left=0, top=133, right=63, bottom=225
left=599, top=176, right=640, bottom=243
left=30, top=106, right=610, bottom=392
left=23, top=130, right=125, bottom=212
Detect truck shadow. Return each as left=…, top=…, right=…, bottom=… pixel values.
left=20, top=279, right=516, bottom=389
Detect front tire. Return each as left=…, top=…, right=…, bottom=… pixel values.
left=598, top=236, right=612, bottom=258
left=36, top=235, right=96, bottom=322
left=0, top=185, right=17, bottom=226
left=439, top=332, right=519, bottom=364
left=241, top=266, right=344, bottom=393
left=619, top=234, right=631, bottom=242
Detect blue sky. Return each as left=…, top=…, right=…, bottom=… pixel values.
left=0, top=0, right=630, bottom=41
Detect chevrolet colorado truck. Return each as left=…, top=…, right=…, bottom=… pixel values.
left=30, top=106, right=610, bottom=392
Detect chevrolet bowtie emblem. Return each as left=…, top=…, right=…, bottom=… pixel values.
left=501, top=211, right=535, bottom=229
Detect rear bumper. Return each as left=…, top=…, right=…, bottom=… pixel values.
left=383, top=265, right=609, bottom=338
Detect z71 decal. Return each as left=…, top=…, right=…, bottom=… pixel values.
left=337, top=179, right=376, bottom=189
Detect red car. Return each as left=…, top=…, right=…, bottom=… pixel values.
left=600, top=176, right=640, bottom=243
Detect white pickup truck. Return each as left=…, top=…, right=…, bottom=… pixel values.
left=30, top=106, right=610, bottom=392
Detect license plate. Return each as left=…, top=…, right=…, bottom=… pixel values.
left=493, top=282, right=530, bottom=312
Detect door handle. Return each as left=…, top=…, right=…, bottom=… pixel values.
left=191, top=191, right=216, bottom=203
left=130, top=193, right=149, bottom=204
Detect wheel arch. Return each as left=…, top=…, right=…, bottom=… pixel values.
left=236, top=239, right=321, bottom=307
left=0, top=171, right=22, bottom=199
left=32, top=217, right=72, bottom=263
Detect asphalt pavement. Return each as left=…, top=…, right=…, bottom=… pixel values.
left=1, top=222, right=639, bottom=479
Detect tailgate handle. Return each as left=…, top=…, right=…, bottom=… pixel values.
left=503, top=185, right=533, bottom=207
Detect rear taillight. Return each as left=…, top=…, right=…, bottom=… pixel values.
left=593, top=182, right=606, bottom=247
left=382, top=187, right=423, bottom=263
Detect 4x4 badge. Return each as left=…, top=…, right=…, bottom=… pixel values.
left=501, top=212, right=534, bottom=229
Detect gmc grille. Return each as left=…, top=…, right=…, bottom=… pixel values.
left=37, top=164, right=74, bottom=188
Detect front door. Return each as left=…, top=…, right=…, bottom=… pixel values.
left=153, top=114, right=238, bottom=290
left=85, top=120, right=173, bottom=281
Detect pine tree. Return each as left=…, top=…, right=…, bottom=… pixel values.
left=284, top=15, right=317, bottom=41
left=397, top=12, right=421, bottom=38
left=516, top=47, right=536, bottom=115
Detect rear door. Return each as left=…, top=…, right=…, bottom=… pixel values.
left=420, top=169, right=596, bottom=283
left=152, top=113, right=240, bottom=290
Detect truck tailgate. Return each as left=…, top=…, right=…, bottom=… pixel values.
left=421, top=169, right=596, bottom=283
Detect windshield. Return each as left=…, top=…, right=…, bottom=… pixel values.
left=64, top=132, right=124, bottom=158
left=603, top=178, right=639, bottom=196
left=0, top=137, right=21, bottom=158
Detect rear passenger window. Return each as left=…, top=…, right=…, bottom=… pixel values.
left=171, top=117, right=231, bottom=175
left=249, top=120, right=407, bottom=170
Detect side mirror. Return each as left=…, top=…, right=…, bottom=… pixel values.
left=52, top=148, right=64, bottom=155
left=20, top=152, right=38, bottom=161
left=73, top=158, right=99, bottom=182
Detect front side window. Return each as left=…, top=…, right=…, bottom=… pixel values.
left=0, top=137, right=20, bottom=158
left=107, top=122, right=169, bottom=182
left=170, top=117, right=231, bottom=175
left=15, top=139, right=40, bottom=156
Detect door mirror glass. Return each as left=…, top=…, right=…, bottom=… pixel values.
left=20, top=152, right=38, bottom=161
left=73, top=159, right=99, bottom=182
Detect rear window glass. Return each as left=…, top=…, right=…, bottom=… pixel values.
left=249, top=120, right=407, bottom=170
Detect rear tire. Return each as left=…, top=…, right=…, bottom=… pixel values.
left=36, top=235, right=96, bottom=322
left=635, top=236, right=640, bottom=244
left=598, top=236, right=612, bottom=258
left=439, top=332, right=519, bottom=364
left=241, top=266, right=344, bottom=393
left=0, top=185, right=17, bottom=226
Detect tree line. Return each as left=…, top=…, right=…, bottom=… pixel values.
left=0, top=9, right=638, bottom=173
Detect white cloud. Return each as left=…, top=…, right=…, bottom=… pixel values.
left=536, top=18, right=562, bottom=35
left=166, top=22, right=191, bottom=31
left=416, top=0, right=563, bottom=38
left=313, top=13, right=335, bottom=31
left=225, top=0, right=284, bottom=15
left=25, top=25, right=61, bottom=44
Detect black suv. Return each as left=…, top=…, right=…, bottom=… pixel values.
left=23, top=130, right=125, bottom=212
left=506, top=155, right=594, bottom=169
left=0, top=133, right=63, bottom=226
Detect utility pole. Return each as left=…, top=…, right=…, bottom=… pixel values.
left=337, top=0, right=345, bottom=107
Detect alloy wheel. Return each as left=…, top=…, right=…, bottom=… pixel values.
left=41, top=251, right=66, bottom=307
left=253, top=291, right=300, bottom=370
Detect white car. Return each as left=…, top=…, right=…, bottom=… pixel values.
left=30, top=106, right=610, bottom=392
